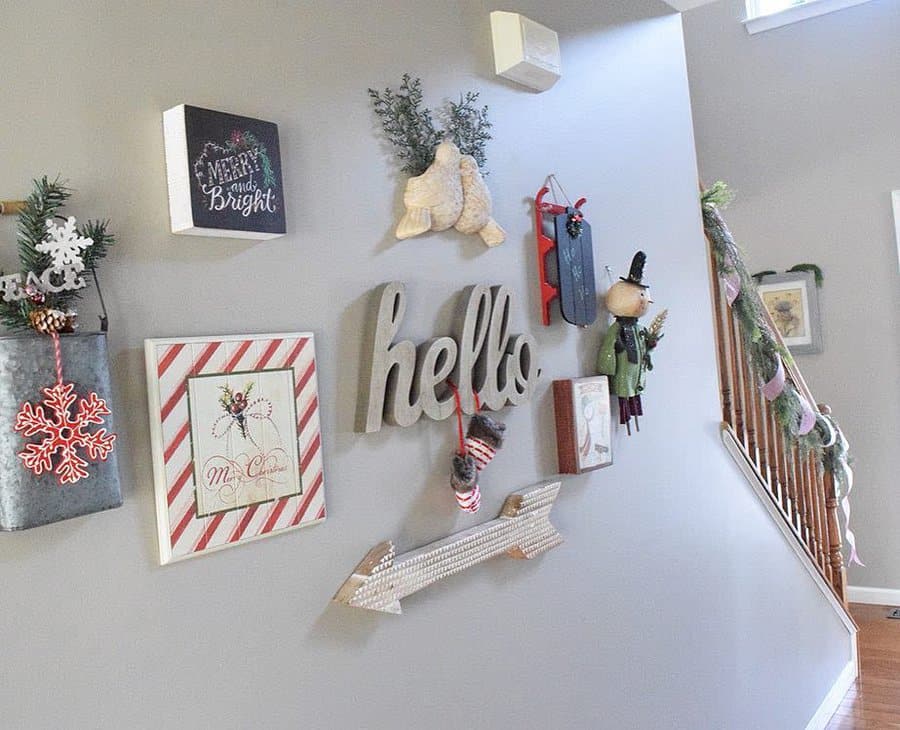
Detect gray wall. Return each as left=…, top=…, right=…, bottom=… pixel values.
left=0, top=2, right=851, bottom=728
left=684, top=0, right=900, bottom=591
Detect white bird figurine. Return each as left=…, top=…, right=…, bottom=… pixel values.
left=395, top=141, right=504, bottom=247
left=456, top=155, right=505, bottom=247
left=395, top=141, right=463, bottom=240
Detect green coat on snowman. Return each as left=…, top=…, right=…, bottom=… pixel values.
left=597, top=251, right=665, bottom=434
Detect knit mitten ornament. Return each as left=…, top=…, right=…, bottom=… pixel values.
left=464, top=413, right=506, bottom=471
left=450, top=453, right=481, bottom=513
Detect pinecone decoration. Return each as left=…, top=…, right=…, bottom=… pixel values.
left=28, top=307, right=75, bottom=334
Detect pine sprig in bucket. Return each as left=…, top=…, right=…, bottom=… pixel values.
left=0, top=177, right=115, bottom=332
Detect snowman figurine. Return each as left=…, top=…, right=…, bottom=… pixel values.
left=597, top=251, right=664, bottom=435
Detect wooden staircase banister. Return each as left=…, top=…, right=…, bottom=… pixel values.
left=757, top=299, right=819, bottom=411
left=702, top=194, right=850, bottom=609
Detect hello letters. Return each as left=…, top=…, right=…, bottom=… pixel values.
left=357, top=282, right=539, bottom=433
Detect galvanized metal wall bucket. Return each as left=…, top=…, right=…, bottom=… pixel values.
left=0, top=332, right=122, bottom=530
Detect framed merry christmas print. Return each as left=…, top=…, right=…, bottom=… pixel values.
left=145, top=332, right=325, bottom=563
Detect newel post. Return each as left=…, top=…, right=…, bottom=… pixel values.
left=817, top=403, right=848, bottom=605
left=822, top=466, right=847, bottom=605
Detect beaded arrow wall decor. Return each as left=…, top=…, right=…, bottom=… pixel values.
left=334, top=480, right=562, bottom=614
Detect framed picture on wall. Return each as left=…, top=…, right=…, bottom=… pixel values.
left=145, top=333, right=325, bottom=564
left=553, top=376, right=612, bottom=474
left=756, top=271, right=823, bottom=355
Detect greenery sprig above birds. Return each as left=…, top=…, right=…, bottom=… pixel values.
left=0, top=177, right=114, bottom=332
left=368, top=74, right=492, bottom=176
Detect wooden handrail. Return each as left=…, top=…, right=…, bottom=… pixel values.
left=703, top=203, right=849, bottom=607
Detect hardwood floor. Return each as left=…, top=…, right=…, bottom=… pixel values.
left=826, top=603, right=900, bottom=728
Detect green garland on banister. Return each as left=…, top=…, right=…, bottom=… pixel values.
left=701, top=182, right=825, bottom=457
left=702, top=185, right=857, bottom=564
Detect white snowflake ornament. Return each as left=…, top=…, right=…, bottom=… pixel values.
left=37, top=216, right=93, bottom=273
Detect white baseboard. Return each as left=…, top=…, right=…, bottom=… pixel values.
left=805, top=658, right=858, bottom=730
left=847, top=585, right=900, bottom=606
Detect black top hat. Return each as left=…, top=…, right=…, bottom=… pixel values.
left=620, top=251, right=649, bottom=289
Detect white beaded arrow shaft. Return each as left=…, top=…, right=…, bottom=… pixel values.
left=334, top=481, right=563, bottom=614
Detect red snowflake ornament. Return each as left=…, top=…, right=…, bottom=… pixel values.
left=14, top=381, right=117, bottom=485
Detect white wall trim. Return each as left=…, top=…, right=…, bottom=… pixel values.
left=745, top=0, right=875, bottom=35
left=891, top=190, right=900, bottom=273
left=661, top=0, right=719, bottom=10
left=805, top=657, right=858, bottom=730
left=848, top=585, right=900, bottom=606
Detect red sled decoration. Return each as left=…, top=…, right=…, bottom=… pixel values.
left=534, top=186, right=597, bottom=327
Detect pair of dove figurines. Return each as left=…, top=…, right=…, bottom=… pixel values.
left=395, top=141, right=505, bottom=247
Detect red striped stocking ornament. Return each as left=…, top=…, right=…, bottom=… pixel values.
left=464, top=414, right=506, bottom=471
left=447, top=384, right=506, bottom=514
left=450, top=453, right=481, bottom=513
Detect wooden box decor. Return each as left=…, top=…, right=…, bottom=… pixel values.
left=334, top=480, right=562, bottom=614
left=553, top=376, right=612, bottom=474
left=356, top=281, right=539, bottom=432
left=163, top=104, right=286, bottom=240
left=0, top=332, right=122, bottom=530
left=145, top=332, right=325, bottom=563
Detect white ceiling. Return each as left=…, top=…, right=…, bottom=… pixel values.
left=662, top=0, right=720, bottom=10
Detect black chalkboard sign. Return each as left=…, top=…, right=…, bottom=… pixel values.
left=164, top=104, right=286, bottom=239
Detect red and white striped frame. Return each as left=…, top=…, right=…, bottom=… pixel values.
left=145, top=333, right=325, bottom=564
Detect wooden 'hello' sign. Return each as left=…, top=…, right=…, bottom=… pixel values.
left=357, top=282, right=539, bottom=432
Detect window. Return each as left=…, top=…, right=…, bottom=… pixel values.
left=747, top=0, right=808, bottom=18
left=745, top=0, right=875, bottom=34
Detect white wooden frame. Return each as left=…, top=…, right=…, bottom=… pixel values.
left=145, top=332, right=325, bottom=563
